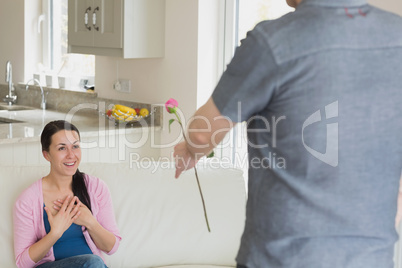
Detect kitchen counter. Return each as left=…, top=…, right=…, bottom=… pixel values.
left=0, top=85, right=163, bottom=165
left=0, top=106, right=161, bottom=144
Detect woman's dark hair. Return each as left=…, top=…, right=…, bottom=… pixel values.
left=41, top=120, right=91, bottom=212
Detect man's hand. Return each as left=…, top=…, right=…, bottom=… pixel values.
left=174, top=141, right=198, bottom=178
left=173, top=97, right=235, bottom=178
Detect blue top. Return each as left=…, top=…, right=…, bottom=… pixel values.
left=43, top=206, right=93, bottom=260
left=212, top=1, right=402, bottom=267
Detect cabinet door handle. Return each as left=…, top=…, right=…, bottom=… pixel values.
left=84, top=7, right=92, bottom=31
left=93, top=6, right=100, bottom=31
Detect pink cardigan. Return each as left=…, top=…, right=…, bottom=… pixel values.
left=13, top=174, right=122, bottom=268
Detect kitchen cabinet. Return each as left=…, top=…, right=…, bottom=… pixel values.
left=68, top=0, right=165, bottom=58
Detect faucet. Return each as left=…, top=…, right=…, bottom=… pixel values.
left=26, top=78, right=46, bottom=110
left=4, top=61, right=17, bottom=105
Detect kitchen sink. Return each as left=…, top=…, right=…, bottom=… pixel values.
left=0, top=117, right=25, bottom=124
left=0, top=104, right=36, bottom=111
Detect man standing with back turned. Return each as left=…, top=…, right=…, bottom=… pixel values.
left=174, top=0, right=402, bottom=267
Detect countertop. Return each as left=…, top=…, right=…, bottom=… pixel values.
left=0, top=105, right=161, bottom=144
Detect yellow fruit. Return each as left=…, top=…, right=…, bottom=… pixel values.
left=125, top=115, right=135, bottom=121
left=140, top=108, right=149, bottom=117
left=113, top=110, right=126, bottom=117
left=112, top=111, right=127, bottom=121
left=114, top=104, right=136, bottom=116
left=112, top=104, right=137, bottom=121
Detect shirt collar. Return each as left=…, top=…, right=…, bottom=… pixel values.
left=299, top=0, right=368, bottom=8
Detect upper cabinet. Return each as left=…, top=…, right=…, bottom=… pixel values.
left=68, top=0, right=165, bottom=58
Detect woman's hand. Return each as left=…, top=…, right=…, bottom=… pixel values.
left=53, top=198, right=96, bottom=229
left=53, top=196, right=116, bottom=252
left=45, top=195, right=81, bottom=238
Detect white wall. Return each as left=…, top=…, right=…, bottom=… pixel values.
left=369, top=0, right=402, bottom=15
left=0, top=0, right=42, bottom=84
left=96, top=0, right=199, bottom=117
left=0, top=0, right=25, bottom=84
left=95, top=0, right=222, bottom=118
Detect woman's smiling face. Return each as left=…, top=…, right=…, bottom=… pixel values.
left=43, top=129, right=81, bottom=178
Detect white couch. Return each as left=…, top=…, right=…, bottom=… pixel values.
left=1, top=162, right=247, bottom=268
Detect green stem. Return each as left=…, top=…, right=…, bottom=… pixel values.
left=177, top=118, right=211, bottom=232
left=174, top=111, right=182, bottom=125
left=193, top=163, right=211, bottom=232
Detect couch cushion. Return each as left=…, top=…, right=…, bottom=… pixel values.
left=2, top=162, right=246, bottom=268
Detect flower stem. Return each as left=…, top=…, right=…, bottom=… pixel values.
left=177, top=118, right=211, bottom=232
left=174, top=112, right=182, bottom=125
left=193, top=165, right=211, bottom=232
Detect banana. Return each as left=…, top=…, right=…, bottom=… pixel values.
left=114, top=104, right=136, bottom=115
left=112, top=111, right=127, bottom=121
left=125, top=115, right=136, bottom=121
left=112, top=104, right=137, bottom=121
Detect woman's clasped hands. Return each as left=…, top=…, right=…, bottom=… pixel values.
left=44, top=196, right=81, bottom=238
left=52, top=196, right=96, bottom=229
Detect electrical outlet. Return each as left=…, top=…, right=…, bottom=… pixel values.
left=113, top=81, right=121, bottom=91
left=113, top=79, right=131, bottom=93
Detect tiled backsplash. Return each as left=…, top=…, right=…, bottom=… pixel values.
left=0, top=84, right=162, bottom=127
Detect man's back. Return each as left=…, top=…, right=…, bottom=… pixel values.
left=212, top=0, right=402, bottom=267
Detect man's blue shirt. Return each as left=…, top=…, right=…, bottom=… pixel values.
left=212, top=0, right=402, bottom=267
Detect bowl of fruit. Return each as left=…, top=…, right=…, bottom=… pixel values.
left=101, top=104, right=152, bottom=124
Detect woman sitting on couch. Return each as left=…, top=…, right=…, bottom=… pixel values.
left=13, top=120, right=121, bottom=268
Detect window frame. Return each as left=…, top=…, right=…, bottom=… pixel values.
left=41, top=0, right=52, bottom=71
left=216, top=0, right=246, bottom=168
left=37, top=0, right=94, bottom=90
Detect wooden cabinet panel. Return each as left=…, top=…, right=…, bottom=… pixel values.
left=68, top=0, right=165, bottom=58
left=93, top=0, right=123, bottom=49
left=68, top=0, right=93, bottom=47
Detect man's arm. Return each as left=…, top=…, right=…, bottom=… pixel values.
left=174, top=97, right=236, bottom=178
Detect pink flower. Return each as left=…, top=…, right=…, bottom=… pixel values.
left=165, top=98, right=178, bottom=114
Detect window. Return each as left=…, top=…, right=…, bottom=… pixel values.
left=237, top=0, right=294, bottom=44
left=40, top=0, right=95, bottom=90
left=218, top=0, right=294, bottom=178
